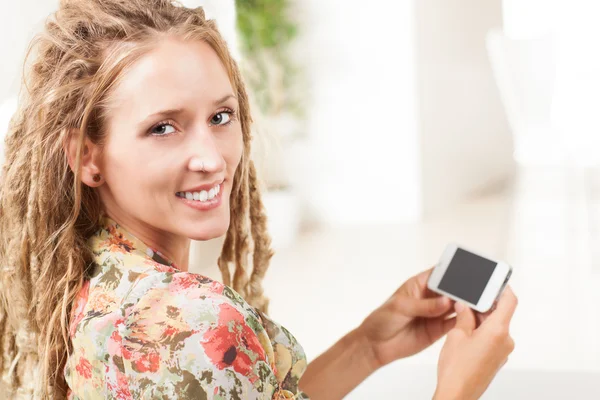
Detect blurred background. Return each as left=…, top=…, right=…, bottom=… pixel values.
left=1, top=0, right=600, bottom=398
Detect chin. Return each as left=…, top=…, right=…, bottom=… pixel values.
left=186, top=218, right=230, bottom=241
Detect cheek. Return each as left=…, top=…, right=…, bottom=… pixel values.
left=223, top=129, right=244, bottom=171
left=103, top=141, right=174, bottom=196
left=102, top=133, right=142, bottom=172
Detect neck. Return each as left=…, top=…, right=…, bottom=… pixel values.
left=104, top=210, right=191, bottom=272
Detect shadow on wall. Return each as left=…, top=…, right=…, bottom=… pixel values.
left=416, top=0, right=515, bottom=218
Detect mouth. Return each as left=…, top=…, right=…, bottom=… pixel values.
left=176, top=182, right=221, bottom=203
left=175, top=181, right=224, bottom=211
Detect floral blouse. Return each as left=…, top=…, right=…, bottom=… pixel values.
left=64, top=216, right=310, bottom=399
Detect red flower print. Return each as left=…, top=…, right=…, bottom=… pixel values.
left=107, top=330, right=124, bottom=359
left=115, top=369, right=133, bottom=399
left=131, top=350, right=161, bottom=373
left=208, top=280, right=224, bottom=294
left=69, top=281, right=90, bottom=338
left=75, top=357, right=93, bottom=379
left=122, top=346, right=132, bottom=360
left=102, top=225, right=135, bottom=254
left=106, top=369, right=133, bottom=400
left=113, top=317, right=125, bottom=328
left=146, top=260, right=177, bottom=273
left=172, top=274, right=202, bottom=291
left=167, top=274, right=224, bottom=298
left=202, top=303, right=266, bottom=383
left=163, top=325, right=178, bottom=337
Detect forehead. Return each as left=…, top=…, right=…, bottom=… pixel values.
left=108, top=38, right=234, bottom=116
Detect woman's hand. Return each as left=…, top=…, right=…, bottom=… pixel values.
left=434, top=286, right=518, bottom=400
left=358, top=268, right=457, bottom=369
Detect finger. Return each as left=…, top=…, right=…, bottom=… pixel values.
left=440, top=315, right=457, bottom=335
left=441, top=306, right=457, bottom=320
left=488, top=286, right=518, bottom=325
left=416, top=268, right=433, bottom=284
left=454, top=302, right=476, bottom=334
left=416, top=267, right=435, bottom=288
left=394, top=295, right=452, bottom=318
left=424, top=315, right=457, bottom=342
left=476, top=309, right=493, bottom=328
left=393, top=267, right=435, bottom=299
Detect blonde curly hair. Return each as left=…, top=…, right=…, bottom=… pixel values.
left=0, top=0, right=274, bottom=398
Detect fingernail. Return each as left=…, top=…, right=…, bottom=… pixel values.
left=455, top=302, right=465, bottom=313
left=438, top=297, right=449, bottom=307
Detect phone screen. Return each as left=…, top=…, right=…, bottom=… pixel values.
left=438, top=248, right=497, bottom=305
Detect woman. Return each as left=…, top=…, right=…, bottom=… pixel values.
left=0, top=0, right=518, bottom=399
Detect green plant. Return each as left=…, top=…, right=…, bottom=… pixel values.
left=236, top=0, right=305, bottom=119
left=237, top=0, right=297, bottom=53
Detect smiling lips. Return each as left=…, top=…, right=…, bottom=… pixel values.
left=176, top=183, right=221, bottom=202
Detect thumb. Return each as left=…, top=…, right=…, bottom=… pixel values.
left=394, top=296, right=451, bottom=318
left=454, top=302, right=476, bottom=334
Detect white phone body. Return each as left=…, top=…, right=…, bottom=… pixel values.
left=427, top=243, right=512, bottom=313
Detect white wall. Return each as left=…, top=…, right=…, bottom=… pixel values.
left=292, top=0, right=422, bottom=224
left=0, top=0, right=59, bottom=170
left=503, top=0, right=556, bottom=39
left=181, top=0, right=240, bottom=60
left=416, top=0, right=515, bottom=217
left=0, top=0, right=59, bottom=99
left=551, top=1, right=600, bottom=164
left=292, top=0, right=515, bottom=224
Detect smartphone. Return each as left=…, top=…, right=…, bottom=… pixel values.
left=427, top=243, right=512, bottom=313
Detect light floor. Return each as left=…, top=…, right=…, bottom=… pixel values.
left=256, top=165, right=600, bottom=398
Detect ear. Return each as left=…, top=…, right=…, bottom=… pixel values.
left=63, top=129, right=103, bottom=187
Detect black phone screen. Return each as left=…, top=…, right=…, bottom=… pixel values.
left=438, top=248, right=497, bottom=305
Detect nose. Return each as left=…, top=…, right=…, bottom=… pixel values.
left=187, top=129, right=226, bottom=173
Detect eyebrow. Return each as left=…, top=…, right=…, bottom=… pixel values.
left=214, top=94, right=237, bottom=106
left=139, top=94, right=238, bottom=126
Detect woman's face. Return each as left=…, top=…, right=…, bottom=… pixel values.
left=97, top=38, right=243, bottom=241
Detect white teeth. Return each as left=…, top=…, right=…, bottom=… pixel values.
left=178, top=183, right=222, bottom=202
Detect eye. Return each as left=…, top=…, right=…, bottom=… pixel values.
left=210, top=110, right=234, bottom=126
left=150, top=122, right=177, bottom=136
